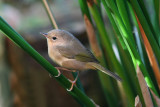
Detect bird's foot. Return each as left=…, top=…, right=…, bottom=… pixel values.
left=54, top=67, right=61, bottom=77
left=49, top=67, right=62, bottom=78
left=67, top=79, right=77, bottom=91
left=67, top=71, right=79, bottom=91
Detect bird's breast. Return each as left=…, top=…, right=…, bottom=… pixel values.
left=48, top=47, right=67, bottom=66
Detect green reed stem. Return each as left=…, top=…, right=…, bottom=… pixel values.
left=0, top=17, right=96, bottom=107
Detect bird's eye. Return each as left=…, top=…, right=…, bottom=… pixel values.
left=52, top=37, right=57, bottom=40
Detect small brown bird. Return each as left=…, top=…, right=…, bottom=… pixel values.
left=41, top=29, right=121, bottom=91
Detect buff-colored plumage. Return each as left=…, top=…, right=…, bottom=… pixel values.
left=42, top=29, right=121, bottom=81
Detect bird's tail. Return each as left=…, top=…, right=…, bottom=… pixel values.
left=88, top=62, right=122, bottom=81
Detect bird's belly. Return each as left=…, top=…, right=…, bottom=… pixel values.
left=61, top=59, right=91, bottom=71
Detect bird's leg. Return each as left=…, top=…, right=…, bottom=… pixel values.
left=51, top=67, right=79, bottom=91
left=67, top=71, right=79, bottom=91
left=54, top=67, right=71, bottom=77
left=55, top=67, right=72, bottom=72
left=53, top=67, right=72, bottom=77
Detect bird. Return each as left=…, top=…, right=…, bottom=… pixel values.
left=41, top=29, right=122, bottom=91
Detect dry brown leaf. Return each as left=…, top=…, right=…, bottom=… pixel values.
left=150, top=89, right=160, bottom=106
left=136, top=65, right=153, bottom=107
left=84, top=15, right=102, bottom=58
left=135, top=95, right=142, bottom=107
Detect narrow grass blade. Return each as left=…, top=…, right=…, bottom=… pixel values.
left=41, top=0, right=58, bottom=29
left=137, top=0, right=160, bottom=46
left=87, top=0, right=135, bottom=105
left=130, top=0, right=160, bottom=64
left=116, top=0, right=135, bottom=45
left=136, top=16, right=160, bottom=89
left=128, top=2, right=160, bottom=94
left=104, top=1, right=145, bottom=104
left=103, top=0, right=159, bottom=97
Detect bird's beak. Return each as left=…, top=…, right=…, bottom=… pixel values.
left=40, top=32, right=48, bottom=38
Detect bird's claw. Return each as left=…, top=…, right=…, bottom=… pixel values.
left=66, top=72, right=79, bottom=91
left=66, top=79, right=77, bottom=91
left=49, top=68, right=61, bottom=78
left=54, top=68, right=61, bottom=77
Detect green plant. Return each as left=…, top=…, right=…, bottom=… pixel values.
left=77, top=0, right=159, bottom=106
left=1, top=0, right=160, bottom=106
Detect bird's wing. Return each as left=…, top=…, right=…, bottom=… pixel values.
left=75, top=50, right=99, bottom=62
left=57, top=45, right=99, bottom=63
